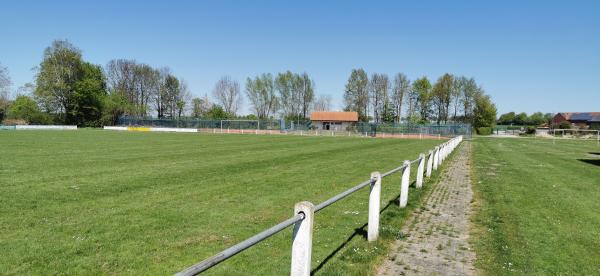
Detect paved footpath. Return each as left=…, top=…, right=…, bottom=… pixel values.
left=377, top=142, right=476, bottom=276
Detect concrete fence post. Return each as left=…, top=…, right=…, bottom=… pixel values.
left=368, top=172, right=381, bottom=242
left=433, top=146, right=439, bottom=171
left=399, top=160, right=411, bottom=208
left=416, top=154, right=425, bottom=188
left=441, top=144, right=446, bottom=162
left=291, top=201, right=315, bottom=276
left=426, top=150, right=433, bottom=177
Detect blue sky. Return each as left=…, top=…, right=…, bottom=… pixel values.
left=1, top=0, right=598, bottom=115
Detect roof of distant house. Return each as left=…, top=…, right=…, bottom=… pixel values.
left=559, top=112, right=600, bottom=121
left=310, top=111, right=359, bottom=122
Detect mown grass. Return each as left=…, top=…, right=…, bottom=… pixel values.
left=471, top=137, right=600, bottom=275
left=0, top=130, right=446, bottom=275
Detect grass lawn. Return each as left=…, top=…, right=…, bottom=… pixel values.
left=0, top=130, right=445, bottom=275
left=471, top=137, right=600, bottom=274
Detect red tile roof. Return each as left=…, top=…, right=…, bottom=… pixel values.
left=310, top=111, right=359, bottom=122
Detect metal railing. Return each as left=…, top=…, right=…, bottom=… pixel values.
left=176, top=136, right=464, bottom=276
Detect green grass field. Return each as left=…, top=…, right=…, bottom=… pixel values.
left=471, top=137, right=600, bottom=274
left=0, top=130, right=445, bottom=275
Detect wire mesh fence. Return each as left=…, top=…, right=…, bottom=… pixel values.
left=116, top=117, right=472, bottom=138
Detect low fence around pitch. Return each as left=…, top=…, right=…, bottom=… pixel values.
left=175, top=136, right=463, bottom=276
left=200, top=128, right=445, bottom=139
left=0, top=125, right=78, bottom=130
left=104, top=126, right=198, bottom=133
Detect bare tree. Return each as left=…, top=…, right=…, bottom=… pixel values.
left=0, top=63, right=11, bottom=121
left=106, top=59, right=137, bottom=102
left=213, top=76, right=242, bottom=116
left=343, top=69, right=369, bottom=121
left=246, top=73, right=278, bottom=119
left=392, top=73, right=410, bottom=123
left=191, top=94, right=211, bottom=118
left=452, top=76, right=467, bottom=121
left=300, top=72, right=314, bottom=119
left=275, top=71, right=295, bottom=118
left=431, top=73, right=454, bottom=124
left=313, top=94, right=332, bottom=111
left=369, top=73, right=389, bottom=123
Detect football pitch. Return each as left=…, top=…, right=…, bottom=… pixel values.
left=0, top=130, right=443, bottom=275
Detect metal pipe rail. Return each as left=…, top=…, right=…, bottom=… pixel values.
left=176, top=214, right=304, bottom=276
left=176, top=135, right=463, bottom=276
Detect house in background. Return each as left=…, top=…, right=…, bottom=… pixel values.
left=310, top=111, right=358, bottom=131
left=551, top=112, right=600, bottom=129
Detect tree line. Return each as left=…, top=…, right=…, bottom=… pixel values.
left=343, top=69, right=497, bottom=129
left=0, top=40, right=334, bottom=126
left=1, top=40, right=495, bottom=129
left=497, top=111, right=554, bottom=126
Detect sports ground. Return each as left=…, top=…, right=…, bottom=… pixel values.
left=2, top=131, right=599, bottom=275
left=0, top=130, right=442, bottom=275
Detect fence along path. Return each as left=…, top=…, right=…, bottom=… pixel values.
left=175, top=136, right=464, bottom=276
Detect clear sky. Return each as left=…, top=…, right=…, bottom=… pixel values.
left=1, top=0, right=598, bottom=115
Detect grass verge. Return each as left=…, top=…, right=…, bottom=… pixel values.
left=470, top=137, right=600, bottom=274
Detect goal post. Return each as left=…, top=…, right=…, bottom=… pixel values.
left=550, top=128, right=599, bottom=145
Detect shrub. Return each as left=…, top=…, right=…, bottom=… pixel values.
left=558, top=121, right=572, bottom=129
left=476, top=127, right=492, bottom=135
left=525, top=126, right=536, bottom=134
left=1, top=118, right=27, bottom=125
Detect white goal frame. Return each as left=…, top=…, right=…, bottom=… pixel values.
left=551, top=128, right=599, bottom=145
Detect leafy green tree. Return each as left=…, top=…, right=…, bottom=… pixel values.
left=35, top=40, right=83, bottom=121
left=543, top=113, right=554, bottom=125
left=527, top=112, right=546, bottom=126
left=8, top=95, right=51, bottom=124
left=473, top=93, right=497, bottom=128
left=498, top=112, right=516, bottom=125
left=69, top=62, right=106, bottom=126
left=514, top=112, right=528, bottom=125
left=413, top=77, right=432, bottom=123
left=381, top=100, right=395, bottom=123
left=100, top=93, right=131, bottom=126
left=343, top=69, right=369, bottom=121
left=206, top=104, right=231, bottom=119
left=34, top=40, right=107, bottom=126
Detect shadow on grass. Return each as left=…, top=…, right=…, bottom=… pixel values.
left=311, top=194, right=401, bottom=274
left=588, top=152, right=600, bottom=156
left=578, top=159, right=600, bottom=166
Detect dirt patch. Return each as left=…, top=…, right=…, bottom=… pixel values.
left=377, top=142, right=476, bottom=275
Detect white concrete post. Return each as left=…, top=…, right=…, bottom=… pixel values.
left=416, top=154, right=425, bottom=188
left=291, top=201, right=315, bottom=276
left=426, top=150, right=433, bottom=177
left=441, top=144, right=446, bottom=162
left=368, top=172, right=381, bottom=242
left=433, top=146, right=439, bottom=171
left=399, top=160, right=410, bottom=208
